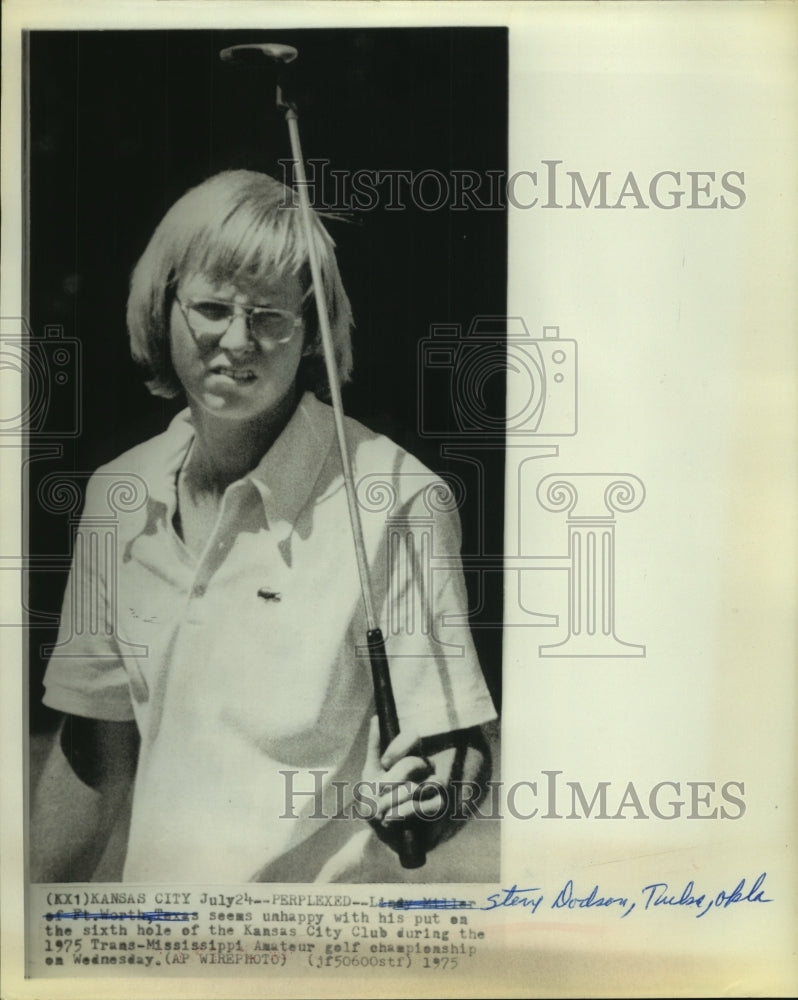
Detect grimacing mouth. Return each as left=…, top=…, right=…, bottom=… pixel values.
left=208, top=363, right=258, bottom=383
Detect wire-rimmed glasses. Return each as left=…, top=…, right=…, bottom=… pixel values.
left=175, top=295, right=303, bottom=346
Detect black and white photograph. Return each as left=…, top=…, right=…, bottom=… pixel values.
left=24, top=25, right=506, bottom=887
left=1, top=2, right=797, bottom=998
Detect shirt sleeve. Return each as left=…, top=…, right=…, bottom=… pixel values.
left=41, top=473, right=136, bottom=722
left=378, top=487, right=497, bottom=738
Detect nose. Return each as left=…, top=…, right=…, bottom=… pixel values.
left=217, top=312, right=253, bottom=353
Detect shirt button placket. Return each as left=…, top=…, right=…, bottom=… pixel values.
left=196, top=487, right=242, bottom=601
left=186, top=481, right=243, bottom=618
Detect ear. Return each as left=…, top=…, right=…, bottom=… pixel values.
left=300, top=325, right=320, bottom=358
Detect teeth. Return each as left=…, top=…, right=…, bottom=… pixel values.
left=211, top=367, right=255, bottom=381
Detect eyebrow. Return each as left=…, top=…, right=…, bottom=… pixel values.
left=190, top=296, right=287, bottom=311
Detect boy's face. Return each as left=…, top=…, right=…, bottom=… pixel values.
left=170, top=269, right=305, bottom=424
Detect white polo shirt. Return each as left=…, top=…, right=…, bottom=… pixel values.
left=42, top=392, right=496, bottom=882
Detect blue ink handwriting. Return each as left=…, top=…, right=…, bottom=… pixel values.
left=479, top=872, right=773, bottom=920
left=551, top=880, right=635, bottom=918
left=641, top=871, right=772, bottom=919
left=377, top=898, right=475, bottom=911
left=44, top=910, right=198, bottom=923
left=482, top=884, right=545, bottom=915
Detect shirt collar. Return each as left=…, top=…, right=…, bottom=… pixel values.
left=147, top=392, right=336, bottom=526
left=246, top=391, right=337, bottom=524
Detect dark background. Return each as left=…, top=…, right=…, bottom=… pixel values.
left=27, top=27, right=507, bottom=731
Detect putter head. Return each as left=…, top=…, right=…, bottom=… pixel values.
left=219, top=43, right=298, bottom=65
left=219, top=42, right=299, bottom=110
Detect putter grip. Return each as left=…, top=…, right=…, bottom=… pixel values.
left=367, top=628, right=426, bottom=869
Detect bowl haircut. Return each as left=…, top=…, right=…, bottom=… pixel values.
left=126, top=170, right=354, bottom=400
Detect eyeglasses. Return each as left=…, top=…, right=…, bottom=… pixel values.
left=175, top=295, right=303, bottom=346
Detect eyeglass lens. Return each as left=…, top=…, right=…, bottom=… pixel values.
left=186, top=301, right=295, bottom=342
